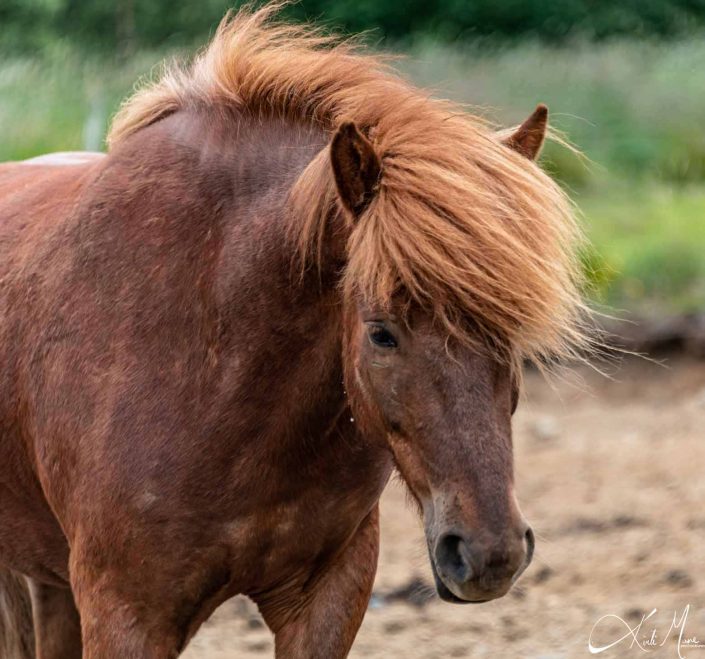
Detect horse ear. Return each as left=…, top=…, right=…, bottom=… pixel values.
left=500, top=104, right=548, bottom=161
left=330, top=121, right=381, bottom=216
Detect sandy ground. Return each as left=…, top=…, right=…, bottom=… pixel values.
left=183, top=356, right=705, bottom=658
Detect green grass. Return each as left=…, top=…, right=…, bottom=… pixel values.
left=401, top=37, right=705, bottom=186
left=579, top=185, right=705, bottom=314
left=0, top=46, right=156, bottom=160
left=0, top=39, right=703, bottom=316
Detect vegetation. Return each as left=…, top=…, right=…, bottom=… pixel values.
left=3, top=0, right=705, bottom=52
left=403, top=39, right=705, bottom=186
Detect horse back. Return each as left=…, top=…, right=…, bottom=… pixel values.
left=0, top=156, right=104, bottom=253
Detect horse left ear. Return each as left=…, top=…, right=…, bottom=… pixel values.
left=330, top=121, right=381, bottom=216
left=500, top=104, right=548, bottom=161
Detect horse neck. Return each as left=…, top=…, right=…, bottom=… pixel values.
left=175, top=111, right=361, bottom=464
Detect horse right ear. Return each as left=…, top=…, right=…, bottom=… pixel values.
left=330, top=122, right=381, bottom=217
left=499, top=104, right=549, bottom=161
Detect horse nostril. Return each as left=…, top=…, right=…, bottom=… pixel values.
left=524, top=526, right=535, bottom=566
left=435, top=533, right=472, bottom=583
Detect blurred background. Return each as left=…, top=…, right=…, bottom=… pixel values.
left=1, top=1, right=703, bottom=657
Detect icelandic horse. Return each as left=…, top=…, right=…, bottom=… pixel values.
left=0, top=5, right=588, bottom=657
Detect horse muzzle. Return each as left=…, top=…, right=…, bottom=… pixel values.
left=428, top=525, right=534, bottom=603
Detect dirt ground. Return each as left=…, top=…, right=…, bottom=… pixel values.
left=183, top=356, right=705, bottom=658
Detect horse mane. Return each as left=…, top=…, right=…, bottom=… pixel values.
left=108, top=2, right=591, bottom=369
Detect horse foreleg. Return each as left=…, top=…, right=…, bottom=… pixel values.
left=260, top=506, right=380, bottom=659
left=68, top=544, right=209, bottom=659
left=27, top=580, right=81, bottom=659
left=68, top=575, right=184, bottom=659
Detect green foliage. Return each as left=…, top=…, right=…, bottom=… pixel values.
left=579, top=245, right=618, bottom=304
left=0, top=47, right=152, bottom=159
left=293, top=0, right=705, bottom=42
left=400, top=38, right=705, bottom=186
left=580, top=186, right=705, bottom=313
left=3, top=0, right=705, bottom=53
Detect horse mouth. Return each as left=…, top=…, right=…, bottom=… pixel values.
left=429, top=555, right=490, bottom=604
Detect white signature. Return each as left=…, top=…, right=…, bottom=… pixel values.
left=589, top=606, right=705, bottom=658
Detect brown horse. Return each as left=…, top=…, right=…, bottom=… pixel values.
left=0, top=5, right=588, bottom=658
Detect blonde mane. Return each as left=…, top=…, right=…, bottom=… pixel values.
left=108, top=2, right=590, bottom=368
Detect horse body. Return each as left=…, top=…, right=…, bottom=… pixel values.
left=0, top=112, right=392, bottom=656
left=0, top=5, right=588, bottom=657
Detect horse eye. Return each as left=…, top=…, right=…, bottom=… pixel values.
left=368, top=326, right=398, bottom=348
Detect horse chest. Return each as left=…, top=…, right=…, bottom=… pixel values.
left=217, top=463, right=389, bottom=594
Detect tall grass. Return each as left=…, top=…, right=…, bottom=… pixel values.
left=1, top=38, right=703, bottom=315
left=0, top=45, right=156, bottom=160
left=402, top=37, right=705, bottom=186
